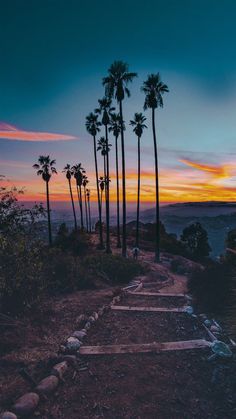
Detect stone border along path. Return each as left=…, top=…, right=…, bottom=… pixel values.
left=1, top=276, right=230, bottom=419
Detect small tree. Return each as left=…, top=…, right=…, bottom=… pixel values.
left=181, top=222, right=211, bottom=260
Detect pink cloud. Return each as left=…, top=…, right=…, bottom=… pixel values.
left=0, top=122, right=77, bottom=142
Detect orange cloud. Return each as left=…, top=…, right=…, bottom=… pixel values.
left=179, top=158, right=234, bottom=180
left=0, top=122, right=77, bottom=142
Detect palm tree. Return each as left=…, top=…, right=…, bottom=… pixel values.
left=130, top=113, right=147, bottom=249
left=97, top=136, right=112, bottom=252
left=141, top=74, right=169, bottom=262
left=109, top=113, right=123, bottom=248
left=96, top=98, right=114, bottom=254
left=85, top=113, right=103, bottom=247
left=33, top=155, right=57, bottom=245
left=82, top=174, right=89, bottom=232
left=86, top=189, right=92, bottom=233
left=72, top=163, right=85, bottom=230
left=103, top=61, right=137, bottom=257
left=98, top=176, right=105, bottom=214
left=63, top=164, right=77, bottom=230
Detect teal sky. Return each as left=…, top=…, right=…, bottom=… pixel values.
left=1, top=0, right=236, bottom=203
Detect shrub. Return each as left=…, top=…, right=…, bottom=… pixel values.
left=188, top=262, right=231, bottom=313
left=81, top=254, right=144, bottom=285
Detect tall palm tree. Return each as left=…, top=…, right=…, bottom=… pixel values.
left=109, top=112, right=123, bottom=248
left=72, top=163, right=85, bottom=230
left=86, top=189, right=92, bottom=233
left=141, top=73, right=169, bottom=262
left=33, top=155, right=57, bottom=245
left=96, top=98, right=114, bottom=254
left=97, top=136, right=111, bottom=252
left=98, top=176, right=105, bottom=214
left=103, top=61, right=137, bottom=257
left=130, top=113, right=147, bottom=249
left=85, top=113, right=103, bottom=247
left=82, top=174, right=89, bottom=232
left=63, top=164, right=77, bottom=230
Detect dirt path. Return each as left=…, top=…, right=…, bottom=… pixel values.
left=37, top=272, right=235, bottom=418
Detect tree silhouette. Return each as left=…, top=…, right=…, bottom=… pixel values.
left=181, top=222, right=211, bottom=260
left=86, top=189, right=92, bottom=233
left=72, top=163, right=85, bottom=230
left=96, top=97, right=114, bottom=254
left=103, top=61, right=137, bottom=257
left=142, top=73, right=169, bottom=262
left=130, top=113, right=147, bottom=249
left=63, top=164, right=77, bottom=230
left=85, top=113, right=103, bottom=247
left=33, top=155, right=57, bottom=245
left=82, top=174, right=89, bottom=232
left=109, top=112, right=123, bottom=248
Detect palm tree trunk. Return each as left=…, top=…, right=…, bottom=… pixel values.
left=105, top=125, right=111, bottom=253
left=152, top=107, right=160, bottom=262
left=77, top=184, right=84, bottom=230
left=136, top=136, right=141, bottom=248
left=84, top=187, right=89, bottom=232
left=119, top=101, right=127, bottom=257
left=88, top=196, right=92, bottom=232
left=93, top=136, right=104, bottom=248
left=115, top=134, right=121, bottom=248
left=46, top=180, right=52, bottom=245
left=69, top=179, right=77, bottom=230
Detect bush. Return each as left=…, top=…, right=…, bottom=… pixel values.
left=188, top=262, right=231, bottom=313
left=81, top=254, right=144, bottom=285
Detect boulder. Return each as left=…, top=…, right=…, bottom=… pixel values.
left=36, top=375, right=59, bottom=394
left=84, top=322, right=91, bottom=331
left=72, top=330, right=87, bottom=340
left=66, top=337, right=82, bottom=351
left=0, top=412, right=17, bottom=419
left=51, top=361, right=68, bottom=379
left=13, top=392, right=39, bottom=416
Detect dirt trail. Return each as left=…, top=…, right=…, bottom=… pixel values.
left=37, top=259, right=235, bottom=419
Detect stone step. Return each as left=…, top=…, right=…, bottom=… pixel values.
left=80, top=339, right=211, bottom=355
left=111, top=305, right=188, bottom=313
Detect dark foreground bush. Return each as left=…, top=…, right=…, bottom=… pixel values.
left=188, top=262, right=232, bottom=313
left=81, top=254, right=144, bottom=285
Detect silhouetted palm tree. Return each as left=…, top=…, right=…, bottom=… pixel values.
left=99, top=176, right=105, bottom=214
left=96, top=98, right=114, bottom=254
left=82, top=175, right=89, bottom=232
left=63, top=164, right=77, bottom=230
left=33, top=155, right=57, bottom=245
left=86, top=189, right=92, bottom=233
left=72, top=163, right=85, bottom=230
left=142, top=73, right=169, bottom=262
left=97, top=136, right=112, bottom=251
left=85, top=113, right=103, bottom=247
left=103, top=61, right=137, bottom=257
left=130, top=113, right=147, bottom=249
left=109, top=112, right=123, bottom=248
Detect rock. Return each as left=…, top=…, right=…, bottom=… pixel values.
left=210, top=325, right=221, bottom=333
left=59, top=345, right=66, bottom=353
left=72, top=330, right=87, bottom=340
left=98, top=308, right=104, bottom=316
left=93, top=312, right=99, bottom=320
left=13, top=392, right=39, bottom=416
left=61, top=355, right=77, bottom=366
left=36, top=375, right=59, bottom=394
left=66, top=337, right=82, bottom=351
left=84, top=322, right=91, bottom=330
left=88, top=316, right=95, bottom=323
left=0, top=412, right=17, bottom=419
left=51, top=361, right=68, bottom=379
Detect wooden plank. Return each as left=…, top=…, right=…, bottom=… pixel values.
left=129, top=291, right=185, bottom=298
left=111, top=305, right=187, bottom=313
left=80, top=339, right=211, bottom=355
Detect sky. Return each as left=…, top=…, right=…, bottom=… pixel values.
left=1, top=0, right=236, bottom=206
